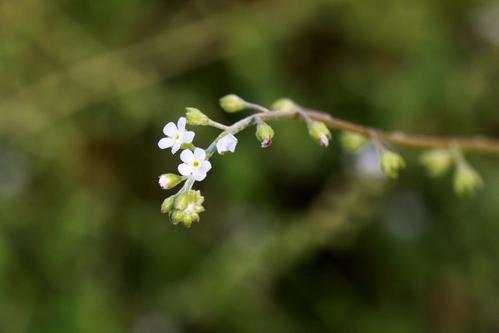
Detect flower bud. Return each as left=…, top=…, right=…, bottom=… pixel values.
left=420, top=149, right=452, bottom=177
left=169, top=210, right=184, bottom=226
left=185, top=107, right=209, bottom=126
left=340, top=132, right=368, bottom=152
left=158, top=173, right=183, bottom=190
left=161, top=195, right=176, bottom=213
left=380, top=150, right=406, bottom=178
left=308, top=121, right=331, bottom=147
left=174, top=192, right=189, bottom=211
left=272, top=98, right=297, bottom=112
left=454, top=162, right=483, bottom=196
left=219, top=94, right=246, bottom=113
left=255, top=121, right=274, bottom=148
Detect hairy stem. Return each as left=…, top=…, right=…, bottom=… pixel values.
left=229, top=104, right=499, bottom=153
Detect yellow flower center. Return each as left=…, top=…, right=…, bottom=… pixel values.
left=192, top=160, right=201, bottom=169
left=174, top=133, right=181, bottom=140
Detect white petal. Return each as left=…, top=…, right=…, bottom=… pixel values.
left=230, top=136, right=238, bottom=151
left=183, top=131, right=195, bottom=143
left=216, top=140, right=224, bottom=154
left=192, top=170, right=207, bottom=181
left=193, top=148, right=206, bottom=160
left=178, top=163, right=192, bottom=176
left=171, top=143, right=181, bottom=154
left=177, top=117, right=186, bottom=131
left=180, top=149, right=194, bottom=163
left=163, top=122, right=177, bottom=137
left=158, top=138, right=173, bottom=149
left=201, top=160, right=212, bottom=173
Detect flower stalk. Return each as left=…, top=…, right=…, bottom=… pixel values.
left=158, top=95, right=499, bottom=227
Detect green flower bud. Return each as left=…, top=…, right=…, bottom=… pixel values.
left=169, top=210, right=184, bottom=226
left=185, top=190, right=205, bottom=212
left=454, top=162, right=483, bottom=196
left=181, top=212, right=200, bottom=228
left=272, top=98, right=297, bottom=112
left=380, top=150, right=406, bottom=178
left=340, top=132, right=369, bottom=152
left=255, top=121, right=275, bottom=148
left=161, top=195, right=176, bottom=213
left=174, top=192, right=189, bottom=211
left=219, top=94, right=247, bottom=113
left=308, top=121, right=331, bottom=147
left=420, top=149, right=453, bottom=177
left=186, top=107, right=209, bottom=126
left=158, top=173, right=183, bottom=190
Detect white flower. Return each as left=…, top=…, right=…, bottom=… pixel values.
left=158, top=117, right=195, bottom=154
left=178, top=148, right=212, bottom=181
left=216, top=133, right=238, bottom=154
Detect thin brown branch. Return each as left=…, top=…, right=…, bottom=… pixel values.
left=252, top=109, right=499, bottom=154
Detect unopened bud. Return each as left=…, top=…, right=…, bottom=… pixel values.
left=161, top=195, right=176, bottom=213
left=169, top=210, right=184, bottom=226
left=420, top=149, right=452, bottom=177
left=308, top=121, right=331, bottom=147
left=272, top=98, right=297, bottom=112
left=454, top=162, right=483, bottom=196
left=219, top=94, right=247, bottom=113
left=255, top=121, right=274, bottom=148
left=380, top=150, right=406, bottom=178
left=174, top=192, right=189, bottom=211
left=186, top=107, right=209, bottom=126
left=158, top=173, right=183, bottom=190
left=341, top=132, right=369, bottom=152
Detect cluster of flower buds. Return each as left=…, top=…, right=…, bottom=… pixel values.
left=163, top=190, right=205, bottom=227
left=158, top=95, right=485, bottom=227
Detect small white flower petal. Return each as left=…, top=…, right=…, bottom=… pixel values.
left=216, top=142, right=223, bottom=154
left=171, top=143, right=181, bottom=155
left=192, top=170, right=207, bottom=181
left=228, top=140, right=237, bottom=152
left=163, top=122, right=177, bottom=137
left=177, top=117, right=186, bottom=131
left=184, top=131, right=195, bottom=143
left=180, top=149, right=194, bottom=163
left=216, top=134, right=238, bottom=154
left=201, top=160, right=212, bottom=173
left=158, top=138, right=173, bottom=149
left=178, top=163, right=192, bottom=176
left=193, top=148, right=206, bottom=160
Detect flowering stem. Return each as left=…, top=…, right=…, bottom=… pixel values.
left=206, top=100, right=499, bottom=163
left=220, top=101, right=499, bottom=154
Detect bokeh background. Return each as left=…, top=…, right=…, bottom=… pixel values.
left=1, top=0, right=499, bottom=332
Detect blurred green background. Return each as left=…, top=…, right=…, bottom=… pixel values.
left=1, top=0, right=499, bottom=332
